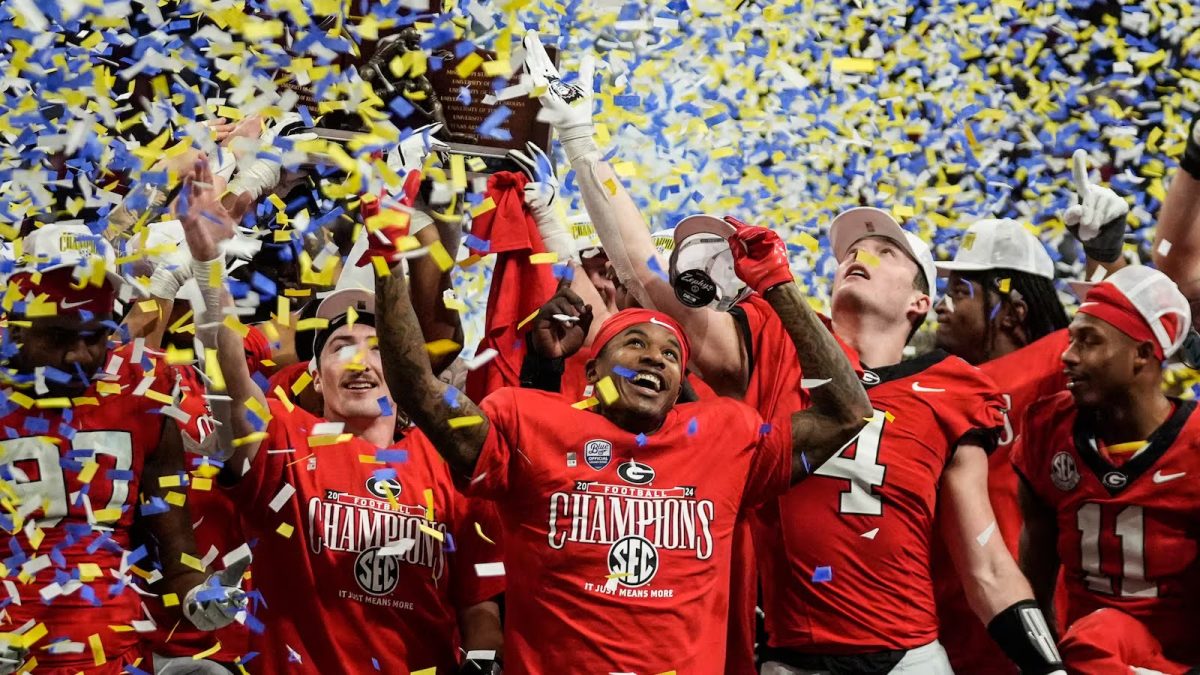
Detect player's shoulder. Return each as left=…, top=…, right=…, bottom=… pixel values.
left=483, top=386, right=579, bottom=412
left=867, top=350, right=997, bottom=395
left=1012, top=391, right=1077, bottom=465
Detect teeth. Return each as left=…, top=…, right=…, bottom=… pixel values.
left=631, top=373, right=662, bottom=390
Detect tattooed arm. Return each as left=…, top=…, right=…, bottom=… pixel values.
left=375, top=263, right=490, bottom=476
left=761, top=283, right=872, bottom=482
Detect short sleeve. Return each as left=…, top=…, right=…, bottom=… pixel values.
left=467, top=388, right=522, bottom=499
left=940, top=371, right=1007, bottom=454
left=449, top=496, right=506, bottom=609
left=741, top=408, right=792, bottom=510
left=1010, top=398, right=1051, bottom=492
left=223, top=399, right=304, bottom=510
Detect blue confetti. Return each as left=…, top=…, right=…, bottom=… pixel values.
left=813, top=566, right=833, bottom=583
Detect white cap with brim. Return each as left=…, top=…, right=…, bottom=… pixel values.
left=829, top=207, right=937, bottom=303
left=18, top=222, right=123, bottom=290
left=936, top=218, right=1054, bottom=280
left=1067, top=265, right=1191, bottom=359
left=669, top=214, right=748, bottom=311
left=315, top=233, right=377, bottom=321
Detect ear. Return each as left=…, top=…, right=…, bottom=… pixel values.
left=585, top=358, right=599, bottom=384
left=906, top=292, right=932, bottom=324
left=999, top=298, right=1028, bottom=331
left=1134, top=340, right=1159, bottom=368
left=312, top=368, right=322, bottom=393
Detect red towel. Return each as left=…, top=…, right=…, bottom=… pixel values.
left=466, top=171, right=558, bottom=402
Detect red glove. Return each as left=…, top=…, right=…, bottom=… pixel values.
left=725, top=215, right=793, bottom=293
left=356, top=170, right=423, bottom=267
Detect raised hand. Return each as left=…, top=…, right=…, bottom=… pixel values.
left=1063, top=149, right=1128, bottom=263
left=183, top=554, right=251, bottom=632
left=523, top=31, right=595, bottom=137
left=726, top=216, right=793, bottom=294
left=179, top=160, right=235, bottom=263
left=387, top=123, right=450, bottom=177
left=531, top=280, right=594, bottom=359
left=508, top=141, right=558, bottom=211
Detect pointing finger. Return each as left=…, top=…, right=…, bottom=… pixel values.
left=1071, top=149, right=1091, bottom=196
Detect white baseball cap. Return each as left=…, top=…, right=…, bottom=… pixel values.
left=669, top=214, right=749, bottom=311
left=315, top=234, right=376, bottom=321
left=17, top=222, right=123, bottom=289
left=1069, top=265, right=1191, bottom=359
left=829, top=207, right=937, bottom=302
left=936, top=218, right=1054, bottom=280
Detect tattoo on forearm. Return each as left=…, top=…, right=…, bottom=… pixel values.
left=764, top=283, right=871, bottom=478
left=375, top=268, right=489, bottom=475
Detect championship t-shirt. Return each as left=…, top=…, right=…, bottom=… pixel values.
left=0, top=344, right=205, bottom=671
left=467, top=387, right=791, bottom=675
left=1012, top=392, right=1200, bottom=665
left=229, top=400, right=504, bottom=674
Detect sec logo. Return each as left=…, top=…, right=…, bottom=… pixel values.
left=608, top=535, right=659, bottom=587
left=355, top=547, right=399, bottom=596
left=1050, top=451, right=1080, bottom=492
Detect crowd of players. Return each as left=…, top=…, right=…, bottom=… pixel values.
left=2, top=27, right=1200, bottom=675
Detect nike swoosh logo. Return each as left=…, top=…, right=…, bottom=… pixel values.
left=911, top=382, right=945, bottom=393
left=59, top=299, right=91, bottom=310
left=1152, top=470, right=1187, bottom=484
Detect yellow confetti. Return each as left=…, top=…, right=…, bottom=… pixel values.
left=596, top=376, right=619, bottom=404
left=998, top=278, right=1011, bottom=293
left=419, top=523, right=444, bottom=541
left=191, top=477, right=213, bottom=491
left=92, top=508, right=122, bottom=522
left=454, top=52, right=484, bottom=78
left=855, top=249, right=881, bottom=268
left=276, top=523, right=294, bottom=537
left=77, top=462, right=99, bottom=484
left=528, top=252, right=558, bottom=264
left=470, top=197, right=497, bottom=218
left=165, top=492, right=187, bottom=507
left=424, top=488, right=435, bottom=522
left=162, top=593, right=179, bottom=607
left=474, top=521, right=496, bottom=545
left=831, top=57, right=877, bottom=73
left=88, top=633, right=105, bottom=666
left=516, top=308, right=540, bottom=331
left=448, top=416, right=484, bottom=428
left=180, top=553, right=204, bottom=571
left=571, top=396, right=599, bottom=410
left=193, top=642, right=222, bottom=661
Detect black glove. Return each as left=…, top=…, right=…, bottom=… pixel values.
left=1182, top=112, right=1200, bottom=181
left=458, top=658, right=502, bottom=674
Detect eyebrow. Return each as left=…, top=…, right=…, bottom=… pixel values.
left=625, top=328, right=681, bottom=352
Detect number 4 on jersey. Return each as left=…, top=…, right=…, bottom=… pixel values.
left=814, top=409, right=888, bottom=516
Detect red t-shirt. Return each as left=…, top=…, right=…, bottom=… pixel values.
left=0, top=345, right=204, bottom=671
left=756, top=351, right=1005, bottom=652
left=468, top=387, right=791, bottom=675
left=229, top=400, right=504, bottom=674
left=730, top=295, right=862, bottom=672
left=1012, top=392, right=1200, bottom=665
left=936, top=328, right=1068, bottom=674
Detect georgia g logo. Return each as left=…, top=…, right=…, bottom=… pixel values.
left=366, top=476, right=403, bottom=500
left=617, top=460, right=655, bottom=486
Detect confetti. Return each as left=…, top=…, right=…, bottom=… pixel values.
left=474, top=562, right=506, bottom=577
left=812, top=566, right=833, bottom=583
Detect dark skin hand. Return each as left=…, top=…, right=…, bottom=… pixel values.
left=762, top=283, right=873, bottom=483
left=530, top=280, right=594, bottom=359
left=1017, top=477, right=1061, bottom=638
left=144, top=416, right=209, bottom=604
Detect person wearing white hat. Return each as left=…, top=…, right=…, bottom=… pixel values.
left=934, top=218, right=1068, bottom=366
left=1013, top=264, right=1200, bottom=673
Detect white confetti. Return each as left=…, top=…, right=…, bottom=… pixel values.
left=475, top=562, right=506, bottom=577
left=860, top=528, right=879, bottom=540
left=976, top=520, right=998, bottom=547
left=268, top=483, right=297, bottom=512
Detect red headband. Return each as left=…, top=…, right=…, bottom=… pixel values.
left=591, top=308, right=691, bottom=369
left=1077, top=282, right=1176, bottom=360
left=6, top=269, right=117, bottom=317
